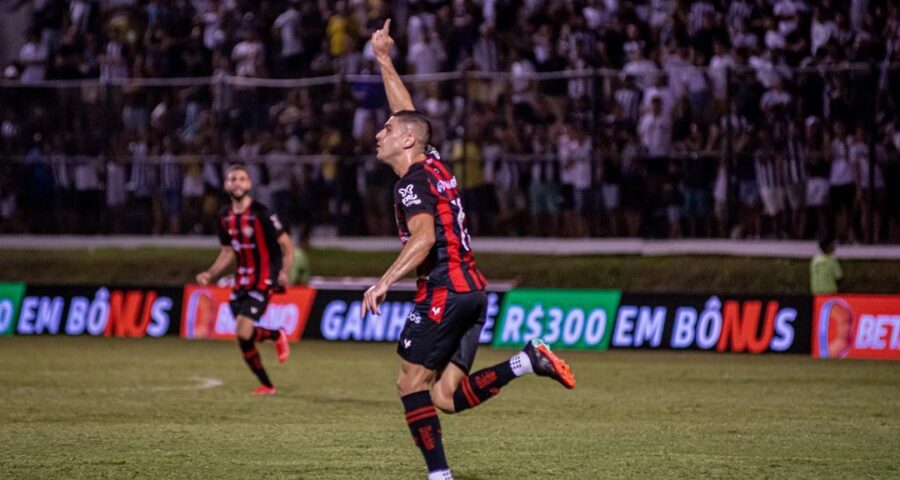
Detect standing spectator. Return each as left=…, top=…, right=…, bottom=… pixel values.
left=273, top=1, right=304, bottom=77
left=619, top=129, right=646, bottom=237
left=127, top=130, right=157, bottom=233
left=614, top=75, right=642, bottom=126
left=407, top=27, right=447, bottom=74
left=232, top=30, right=267, bottom=78
left=709, top=40, right=736, bottom=110
left=638, top=96, right=672, bottom=157
left=756, top=146, right=786, bottom=238
left=326, top=1, right=360, bottom=58
left=805, top=117, right=831, bottom=239
left=829, top=121, right=856, bottom=242
left=783, top=120, right=808, bottom=238
left=736, top=131, right=761, bottom=239
left=622, top=49, right=659, bottom=91
left=679, top=125, right=714, bottom=238
left=527, top=124, right=560, bottom=237
left=19, top=32, right=49, bottom=84
left=510, top=49, right=537, bottom=107
left=760, top=78, right=792, bottom=114
left=105, top=143, right=128, bottom=233
left=850, top=126, right=885, bottom=242
left=558, top=123, right=591, bottom=237
left=73, top=156, right=102, bottom=233
left=182, top=150, right=205, bottom=234
left=884, top=124, right=900, bottom=242
left=160, top=136, right=183, bottom=234
left=599, top=150, right=622, bottom=237
left=22, top=135, right=55, bottom=233
left=811, top=8, right=837, bottom=56
left=99, top=31, right=129, bottom=81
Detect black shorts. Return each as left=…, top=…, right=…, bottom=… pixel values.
left=229, top=289, right=271, bottom=322
left=397, top=290, right=487, bottom=374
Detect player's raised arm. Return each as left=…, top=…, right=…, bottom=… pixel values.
left=372, top=19, right=415, bottom=113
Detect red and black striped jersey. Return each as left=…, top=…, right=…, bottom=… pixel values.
left=217, top=201, right=287, bottom=292
left=393, top=154, right=487, bottom=300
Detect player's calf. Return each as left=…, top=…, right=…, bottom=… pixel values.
left=239, top=338, right=274, bottom=391
left=449, top=338, right=575, bottom=414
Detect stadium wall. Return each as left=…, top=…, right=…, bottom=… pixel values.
left=3, top=282, right=897, bottom=360
left=3, top=235, right=900, bottom=259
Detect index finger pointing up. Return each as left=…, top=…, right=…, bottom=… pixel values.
left=381, top=18, right=391, bottom=34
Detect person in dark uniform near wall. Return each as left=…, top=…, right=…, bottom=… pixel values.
left=197, top=164, right=293, bottom=395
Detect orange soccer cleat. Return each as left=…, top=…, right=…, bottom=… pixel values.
left=252, top=385, right=277, bottom=396
left=523, top=339, right=576, bottom=389
left=275, top=328, right=290, bottom=364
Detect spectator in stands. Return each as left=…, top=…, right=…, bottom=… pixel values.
left=0, top=0, right=896, bottom=244
left=558, top=123, right=591, bottom=237
left=639, top=96, right=672, bottom=158
left=273, top=1, right=304, bottom=78
left=829, top=121, right=856, bottom=242
left=850, top=126, right=886, bottom=243
left=18, top=31, right=48, bottom=84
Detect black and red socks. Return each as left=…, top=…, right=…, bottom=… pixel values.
left=452, top=351, right=533, bottom=413
left=401, top=391, right=451, bottom=479
left=253, top=326, right=280, bottom=342
left=239, top=338, right=272, bottom=387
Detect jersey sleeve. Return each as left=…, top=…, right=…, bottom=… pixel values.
left=260, top=208, right=288, bottom=239
left=394, top=173, right=436, bottom=218
left=217, top=214, right=231, bottom=246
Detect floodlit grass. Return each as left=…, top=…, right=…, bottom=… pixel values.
left=0, top=248, right=897, bottom=294
left=1, top=337, right=898, bottom=479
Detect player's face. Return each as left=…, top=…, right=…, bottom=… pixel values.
left=375, top=116, right=407, bottom=162
left=225, top=169, right=252, bottom=200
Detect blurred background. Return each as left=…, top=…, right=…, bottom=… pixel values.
left=0, top=0, right=898, bottom=244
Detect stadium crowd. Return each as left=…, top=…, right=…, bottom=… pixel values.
left=2, top=0, right=900, bottom=242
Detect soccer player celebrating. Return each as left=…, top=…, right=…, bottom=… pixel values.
left=197, top=164, right=293, bottom=395
left=361, top=20, right=576, bottom=480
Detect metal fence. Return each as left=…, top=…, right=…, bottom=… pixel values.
left=0, top=64, right=898, bottom=242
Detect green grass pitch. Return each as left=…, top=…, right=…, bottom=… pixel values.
left=1, top=337, right=899, bottom=479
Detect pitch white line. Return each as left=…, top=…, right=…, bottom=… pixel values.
left=146, top=376, right=223, bottom=391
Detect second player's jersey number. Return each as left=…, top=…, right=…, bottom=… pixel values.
left=451, top=198, right=472, bottom=252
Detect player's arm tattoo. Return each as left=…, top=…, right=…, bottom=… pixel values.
left=206, top=246, right=237, bottom=280
left=378, top=213, right=434, bottom=287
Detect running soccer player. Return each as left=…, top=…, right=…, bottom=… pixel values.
left=196, top=164, right=293, bottom=395
left=361, top=20, right=576, bottom=480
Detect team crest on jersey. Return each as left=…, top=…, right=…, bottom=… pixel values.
left=242, top=226, right=254, bottom=238
left=399, top=184, right=421, bottom=207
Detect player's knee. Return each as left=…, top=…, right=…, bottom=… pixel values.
left=396, top=374, right=431, bottom=397
left=235, top=327, right=253, bottom=341
left=430, top=387, right=456, bottom=414
left=396, top=377, right=423, bottom=397
left=235, top=317, right=254, bottom=341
